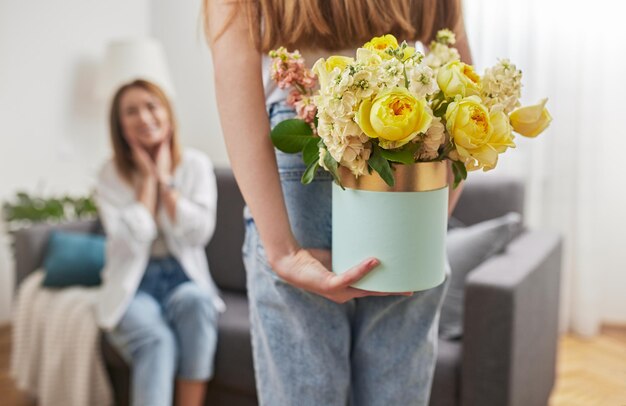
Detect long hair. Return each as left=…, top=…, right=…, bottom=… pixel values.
left=109, top=79, right=182, bottom=184
left=204, top=0, right=462, bottom=52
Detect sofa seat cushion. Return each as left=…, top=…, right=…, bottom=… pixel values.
left=211, top=291, right=256, bottom=395
left=430, top=339, right=462, bottom=406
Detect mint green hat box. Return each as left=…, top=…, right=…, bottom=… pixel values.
left=332, top=162, right=448, bottom=292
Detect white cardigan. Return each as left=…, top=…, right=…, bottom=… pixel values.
left=95, top=148, right=225, bottom=330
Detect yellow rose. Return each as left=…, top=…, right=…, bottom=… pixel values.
left=489, top=109, right=516, bottom=155
left=437, top=60, right=481, bottom=98
left=510, top=99, right=552, bottom=137
left=356, top=87, right=432, bottom=149
left=446, top=96, right=512, bottom=171
left=363, top=34, right=399, bottom=60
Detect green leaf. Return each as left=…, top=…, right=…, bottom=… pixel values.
left=433, top=100, right=451, bottom=118
left=270, top=119, right=314, bottom=153
left=322, top=150, right=344, bottom=189
left=403, top=65, right=409, bottom=88
left=368, top=145, right=395, bottom=187
left=451, top=160, right=467, bottom=188
left=302, top=137, right=320, bottom=166
left=301, top=161, right=319, bottom=184
left=379, top=143, right=419, bottom=164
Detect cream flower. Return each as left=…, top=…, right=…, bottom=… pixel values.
left=424, top=43, right=460, bottom=70
left=481, top=59, right=523, bottom=114
left=418, top=116, right=446, bottom=160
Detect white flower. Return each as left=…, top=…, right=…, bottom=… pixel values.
left=351, top=68, right=377, bottom=99
left=407, top=64, right=438, bottom=98
left=424, top=43, right=460, bottom=70
left=379, top=58, right=405, bottom=88
left=481, top=59, right=523, bottom=114
left=326, top=91, right=357, bottom=119
left=356, top=48, right=383, bottom=66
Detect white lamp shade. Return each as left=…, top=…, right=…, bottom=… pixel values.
left=96, top=38, right=174, bottom=101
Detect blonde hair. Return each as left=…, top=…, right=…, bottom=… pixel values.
left=109, top=79, right=182, bottom=184
left=204, top=0, right=462, bottom=52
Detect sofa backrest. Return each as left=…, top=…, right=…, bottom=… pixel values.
left=453, top=176, right=525, bottom=226
left=13, top=219, right=101, bottom=288
left=11, top=168, right=524, bottom=294
left=206, top=167, right=247, bottom=293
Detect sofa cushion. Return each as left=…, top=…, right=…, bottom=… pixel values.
left=430, top=339, right=462, bottom=406
left=439, top=212, right=522, bottom=340
left=42, top=231, right=105, bottom=288
left=211, top=291, right=256, bottom=395
left=206, top=168, right=247, bottom=293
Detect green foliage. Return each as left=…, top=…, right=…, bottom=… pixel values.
left=451, top=160, right=468, bottom=188
left=431, top=91, right=451, bottom=118
left=368, top=145, right=395, bottom=187
left=2, top=192, right=98, bottom=225
left=379, top=142, right=419, bottom=164
left=270, top=119, right=315, bottom=153
left=322, top=149, right=344, bottom=189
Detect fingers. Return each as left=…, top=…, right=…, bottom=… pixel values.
left=326, top=258, right=379, bottom=290
left=350, top=288, right=414, bottom=298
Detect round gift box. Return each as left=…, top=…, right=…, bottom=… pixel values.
left=332, top=162, right=448, bottom=292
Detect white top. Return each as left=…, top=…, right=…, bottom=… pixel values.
left=94, top=148, right=225, bottom=330
left=262, top=42, right=426, bottom=106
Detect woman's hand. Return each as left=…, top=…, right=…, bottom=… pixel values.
left=155, top=140, right=172, bottom=184
left=271, top=249, right=412, bottom=303
left=128, top=139, right=156, bottom=180
left=127, top=139, right=158, bottom=214
left=308, top=248, right=332, bottom=270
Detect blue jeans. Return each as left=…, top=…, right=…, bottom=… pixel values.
left=242, top=103, right=450, bottom=405
left=106, top=256, right=218, bottom=406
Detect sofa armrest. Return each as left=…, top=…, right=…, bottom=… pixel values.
left=461, top=230, right=562, bottom=406
left=12, top=219, right=99, bottom=288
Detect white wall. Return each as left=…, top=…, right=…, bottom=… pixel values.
left=0, top=0, right=151, bottom=324
left=150, top=0, right=229, bottom=167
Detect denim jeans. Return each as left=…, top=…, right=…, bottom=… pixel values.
left=242, top=102, right=450, bottom=406
left=106, top=256, right=218, bottom=406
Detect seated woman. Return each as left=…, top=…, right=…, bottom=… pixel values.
left=94, top=79, right=225, bottom=406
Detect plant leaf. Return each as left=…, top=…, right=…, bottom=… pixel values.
left=379, top=143, right=419, bottom=164
left=302, top=137, right=320, bottom=166
left=322, top=150, right=344, bottom=189
left=451, top=160, right=467, bottom=188
left=270, top=119, right=314, bottom=153
left=368, top=145, right=395, bottom=187
left=301, top=161, right=319, bottom=184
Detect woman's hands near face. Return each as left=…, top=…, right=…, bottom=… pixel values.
left=128, top=138, right=157, bottom=180
left=127, top=136, right=172, bottom=184
left=155, top=140, right=172, bottom=184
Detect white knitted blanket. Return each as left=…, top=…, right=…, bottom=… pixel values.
left=10, top=271, right=113, bottom=406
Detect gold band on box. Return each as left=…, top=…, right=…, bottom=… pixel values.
left=338, top=161, right=448, bottom=192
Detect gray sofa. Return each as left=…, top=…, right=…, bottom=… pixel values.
left=12, top=167, right=562, bottom=406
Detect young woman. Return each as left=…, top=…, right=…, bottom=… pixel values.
left=95, top=79, right=225, bottom=406
left=204, top=1, right=472, bottom=404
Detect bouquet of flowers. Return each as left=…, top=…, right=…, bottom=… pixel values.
left=269, top=30, right=551, bottom=292
left=269, top=29, right=551, bottom=188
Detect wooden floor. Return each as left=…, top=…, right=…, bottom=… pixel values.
left=549, top=325, right=626, bottom=406
left=1, top=324, right=625, bottom=405
left=0, top=325, right=34, bottom=406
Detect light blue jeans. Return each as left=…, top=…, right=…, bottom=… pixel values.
left=106, top=256, right=218, bottom=406
left=242, top=103, right=450, bottom=406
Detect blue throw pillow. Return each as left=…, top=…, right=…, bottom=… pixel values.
left=42, top=231, right=105, bottom=288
